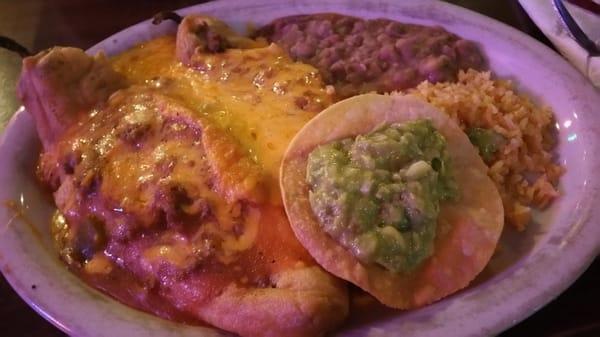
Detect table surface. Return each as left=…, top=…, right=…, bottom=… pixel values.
left=0, top=0, right=598, bottom=336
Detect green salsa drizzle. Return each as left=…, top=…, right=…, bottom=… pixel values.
left=306, top=120, right=457, bottom=273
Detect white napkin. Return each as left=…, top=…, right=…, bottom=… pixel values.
left=519, top=0, right=600, bottom=88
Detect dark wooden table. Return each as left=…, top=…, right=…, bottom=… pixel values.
left=0, top=1, right=598, bottom=336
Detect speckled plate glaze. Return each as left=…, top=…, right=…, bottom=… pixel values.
left=0, top=1, right=599, bottom=336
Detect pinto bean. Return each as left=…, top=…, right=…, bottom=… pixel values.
left=291, top=40, right=316, bottom=58
left=257, top=13, right=487, bottom=98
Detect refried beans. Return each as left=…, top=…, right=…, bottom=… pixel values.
left=256, top=13, right=486, bottom=97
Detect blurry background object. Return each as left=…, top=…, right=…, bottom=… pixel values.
left=519, top=0, right=600, bottom=87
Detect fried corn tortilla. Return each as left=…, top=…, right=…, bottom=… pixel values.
left=280, top=94, right=504, bottom=308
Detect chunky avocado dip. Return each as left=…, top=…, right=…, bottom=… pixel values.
left=306, top=120, right=457, bottom=273
left=466, top=127, right=505, bottom=163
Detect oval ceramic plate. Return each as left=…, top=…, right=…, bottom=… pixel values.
left=1, top=1, right=599, bottom=336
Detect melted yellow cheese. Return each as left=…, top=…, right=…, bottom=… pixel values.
left=111, top=37, right=334, bottom=204
left=143, top=243, right=195, bottom=269
left=84, top=254, right=113, bottom=275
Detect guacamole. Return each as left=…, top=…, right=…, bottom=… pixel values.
left=306, top=120, right=457, bottom=273
left=467, top=127, right=505, bottom=163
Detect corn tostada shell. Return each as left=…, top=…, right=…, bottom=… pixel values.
left=280, top=93, right=504, bottom=309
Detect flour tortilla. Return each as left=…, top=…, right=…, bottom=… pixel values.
left=280, top=94, right=504, bottom=309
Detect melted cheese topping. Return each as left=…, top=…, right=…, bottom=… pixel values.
left=111, top=37, right=334, bottom=204
left=45, top=33, right=337, bottom=324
